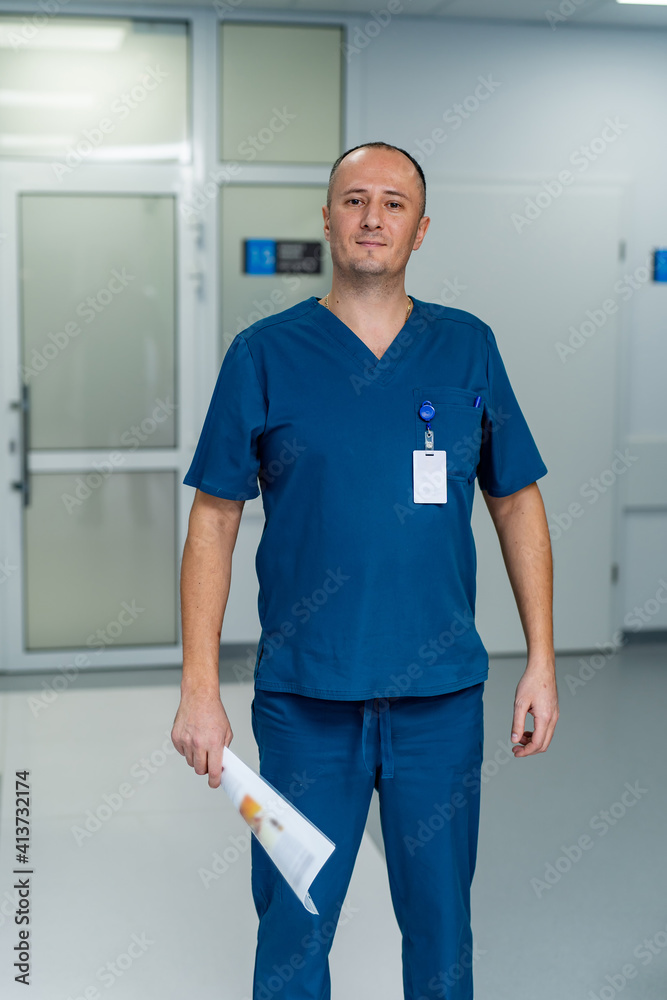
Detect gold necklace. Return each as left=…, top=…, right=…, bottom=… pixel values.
left=323, top=292, right=413, bottom=323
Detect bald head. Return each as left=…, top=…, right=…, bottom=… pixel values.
left=327, top=142, right=426, bottom=221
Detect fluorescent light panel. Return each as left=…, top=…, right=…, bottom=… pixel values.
left=0, top=90, right=95, bottom=109
left=0, top=134, right=76, bottom=148
left=0, top=23, right=126, bottom=51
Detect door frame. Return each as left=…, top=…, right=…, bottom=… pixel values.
left=0, top=162, right=200, bottom=671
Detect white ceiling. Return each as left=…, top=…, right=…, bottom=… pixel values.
left=58, top=0, right=667, bottom=29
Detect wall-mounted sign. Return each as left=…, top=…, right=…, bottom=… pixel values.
left=244, top=239, right=323, bottom=275
left=276, top=241, right=323, bottom=274
left=653, top=249, right=667, bottom=283
left=244, top=239, right=276, bottom=275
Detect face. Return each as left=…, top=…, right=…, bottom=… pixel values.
left=322, top=147, right=430, bottom=282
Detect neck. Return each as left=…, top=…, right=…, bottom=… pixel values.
left=321, top=277, right=411, bottom=333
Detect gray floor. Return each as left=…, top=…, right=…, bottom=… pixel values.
left=0, top=639, right=665, bottom=999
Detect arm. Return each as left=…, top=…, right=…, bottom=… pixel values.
left=171, top=488, right=245, bottom=788
left=482, top=481, right=559, bottom=758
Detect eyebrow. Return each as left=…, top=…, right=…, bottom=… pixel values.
left=339, top=187, right=411, bottom=200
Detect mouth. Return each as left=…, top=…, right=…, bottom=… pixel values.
left=356, top=241, right=386, bottom=247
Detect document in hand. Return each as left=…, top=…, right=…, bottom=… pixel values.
left=219, top=747, right=336, bottom=914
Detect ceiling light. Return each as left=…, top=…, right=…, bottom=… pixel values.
left=0, top=134, right=76, bottom=148
left=0, top=90, right=95, bottom=109
left=0, top=23, right=127, bottom=51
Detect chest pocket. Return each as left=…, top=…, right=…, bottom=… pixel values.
left=413, top=385, right=484, bottom=483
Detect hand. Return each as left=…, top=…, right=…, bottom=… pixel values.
left=510, top=662, right=559, bottom=758
left=171, top=688, right=233, bottom=788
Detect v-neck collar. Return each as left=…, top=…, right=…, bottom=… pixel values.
left=307, top=294, right=421, bottom=385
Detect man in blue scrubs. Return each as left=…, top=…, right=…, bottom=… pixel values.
left=172, top=141, right=559, bottom=999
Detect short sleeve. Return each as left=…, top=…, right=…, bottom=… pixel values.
left=183, top=334, right=267, bottom=501
left=476, top=325, right=548, bottom=497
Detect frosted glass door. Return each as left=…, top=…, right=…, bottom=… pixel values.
left=24, top=471, right=177, bottom=650
left=21, top=194, right=175, bottom=449
left=19, top=193, right=178, bottom=650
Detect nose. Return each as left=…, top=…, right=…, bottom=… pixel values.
left=359, top=200, right=383, bottom=230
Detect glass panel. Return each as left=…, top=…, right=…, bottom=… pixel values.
left=20, top=194, right=176, bottom=450
left=24, top=471, right=177, bottom=650
left=219, top=23, right=342, bottom=164
left=220, top=185, right=333, bottom=349
left=0, top=17, right=188, bottom=161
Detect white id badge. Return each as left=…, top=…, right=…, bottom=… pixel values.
left=413, top=450, right=447, bottom=504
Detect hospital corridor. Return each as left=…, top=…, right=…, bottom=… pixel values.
left=0, top=2, right=666, bottom=998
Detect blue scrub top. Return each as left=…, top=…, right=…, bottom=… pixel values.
left=183, top=295, right=548, bottom=700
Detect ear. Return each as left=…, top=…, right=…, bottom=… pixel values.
left=412, top=215, right=430, bottom=251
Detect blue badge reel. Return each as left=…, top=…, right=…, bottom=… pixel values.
left=414, top=399, right=446, bottom=503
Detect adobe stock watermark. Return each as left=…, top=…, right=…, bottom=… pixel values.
left=232, top=644, right=266, bottom=683
left=511, top=117, right=629, bottom=233
left=0, top=886, right=21, bottom=930
left=213, top=0, right=244, bottom=17
left=411, top=74, right=502, bottom=164
left=565, top=578, right=667, bottom=695
left=530, top=779, right=648, bottom=898
left=229, top=435, right=308, bottom=503
left=0, top=0, right=73, bottom=50
left=85, top=599, right=145, bottom=649
left=547, top=449, right=639, bottom=542
left=435, top=275, right=467, bottom=307
left=51, top=66, right=168, bottom=180
left=415, top=943, right=487, bottom=999
left=258, top=567, right=350, bottom=664
left=365, top=662, right=425, bottom=701
left=19, top=268, right=135, bottom=381
left=349, top=326, right=415, bottom=395
left=27, top=600, right=144, bottom=719
left=60, top=397, right=177, bottom=513
left=28, top=601, right=144, bottom=717
left=63, top=931, right=154, bottom=999
left=180, top=107, right=296, bottom=218
left=0, top=557, right=18, bottom=585
left=27, top=658, right=89, bottom=718
left=347, top=277, right=465, bottom=393
left=199, top=830, right=253, bottom=888
left=237, top=107, right=296, bottom=161
left=342, top=0, right=415, bottom=61
left=222, top=275, right=303, bottom=349
left=555, top=255, right=652, bottom=363
left=546, top=0, right=594, bottom=30
left=349, top=309, right=460, bottom=396
left=240, top=899, right=359, bottom=1000
left=587, top=919, right=667, bottom=1000
left=70, top=729, right=178, bottom=846
left=257, top=438, right=307, bottom=488
left=181, top=162, right=242, bottom=220
left=403, top=737, right=514, bottom=857
left=364, top=612, right=485, bottom=708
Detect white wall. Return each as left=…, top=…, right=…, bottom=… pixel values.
left=348, top=15, right=667, bottom=637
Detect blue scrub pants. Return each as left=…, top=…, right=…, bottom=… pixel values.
left=249, top=682, right=485, bottom=1000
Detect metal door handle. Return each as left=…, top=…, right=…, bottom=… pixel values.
left=10, top=382, right=30, bottom=507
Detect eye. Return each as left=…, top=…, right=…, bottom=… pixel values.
left=388, top=201, right=402, bottom=209
left=347, top=198, right=362, bottom=205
